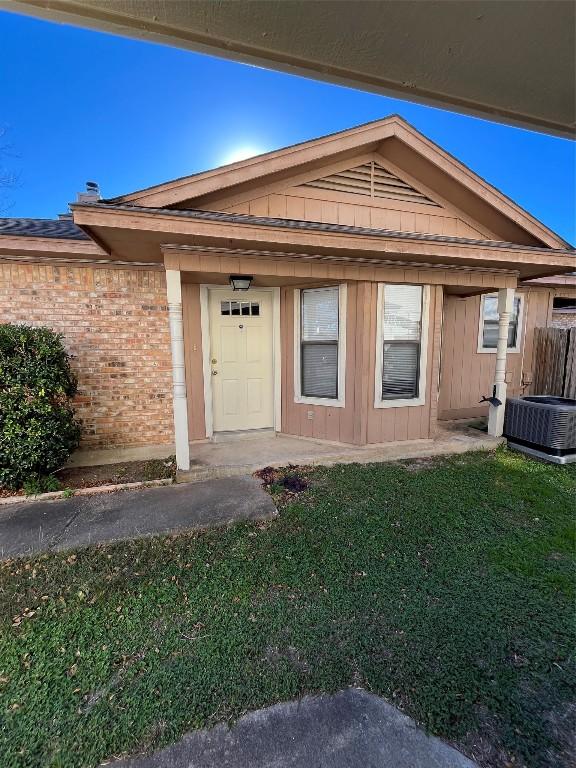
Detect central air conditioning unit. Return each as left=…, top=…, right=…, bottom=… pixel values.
left=504, top=395, right=576, bottom=464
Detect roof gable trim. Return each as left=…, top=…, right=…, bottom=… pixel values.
left=391, top=121, right=571, bottom=250
left=108, top=117, right=400, bottom=206
left=107, top=115, right=571, bottom=250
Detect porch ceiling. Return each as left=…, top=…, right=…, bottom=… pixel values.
left=70, top=202, right=576, bottom=284
left=6, top=0, right=574, bottom=137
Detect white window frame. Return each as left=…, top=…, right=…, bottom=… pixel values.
left=477, top=292, right=524, bottom=354
left=293, top=284, right=347, bottom=408
left=374, top=283, right=430, bottom=409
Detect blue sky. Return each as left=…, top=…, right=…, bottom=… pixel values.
left=1, top=10, right=574, bottom=244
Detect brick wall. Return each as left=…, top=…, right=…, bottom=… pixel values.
left=0, top=262, right=174, bottom=449
left=551, top=311, right=576, bottom=329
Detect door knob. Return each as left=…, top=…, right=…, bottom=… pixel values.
left=211, top=370, right=218, bottom=376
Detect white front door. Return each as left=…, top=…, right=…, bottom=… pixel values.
left=209, top=289, right=274, bottom=432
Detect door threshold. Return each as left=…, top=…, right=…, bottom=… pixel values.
left=212, top=429, right=276, bottom=443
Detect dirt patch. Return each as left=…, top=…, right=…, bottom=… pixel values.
left=0, top=457, right=176, bottom=497
left=542, top=700, right=576, bottom=768
left=399, top=457, right=437, bottom=472
left=255, top=465, right=310, bottom=502
left=263, top=644, right=309, bottom=672
left=459, top=706, right=516, bottom=768
left=0, top=487, right=23, bottom=499
left=460, top=693, right=576, bottom=768
left=254, top=466, right=279, bottom=486
left=55, top=457, right=176, bottom=489
left=282, top=473, right=309, bottom=492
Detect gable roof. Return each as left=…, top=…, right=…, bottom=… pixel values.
left=0, top=217, right=90, bottom=240
left=106, top=115, right=572, bottom=250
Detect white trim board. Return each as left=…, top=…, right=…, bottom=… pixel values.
left=200, top=285, right=281, bottom=438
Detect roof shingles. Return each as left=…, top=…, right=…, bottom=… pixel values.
left=0, top=218, right=89, bottom=240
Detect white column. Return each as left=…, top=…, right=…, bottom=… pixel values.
left=487, top=287, right=515, bottom=437
left=166, top=269, right=190, bottom=471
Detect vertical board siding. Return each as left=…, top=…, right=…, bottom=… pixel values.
left=280, top=281, right=439, bottom=445
left=281, top=285, right=357, bottom=443
left=365, top=283, right=441, bottom=444
left=187, top=277, right=552, bottom=444
left=352, top=282, right=372, bottom=445
left=437, top=289, right=553, bottom=420
left=182, top=283, right=207, bottom=440
left=220, top=186, right=490, bottom=239
left=427, top=285, right=444, bottom=437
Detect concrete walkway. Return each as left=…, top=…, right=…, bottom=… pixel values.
left=177, top=424, right=501, bottom=483
left=0, top=476, right=277, bottom=560
left=120, top=688, right=477, bottom=768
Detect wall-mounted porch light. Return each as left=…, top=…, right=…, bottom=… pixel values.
left=229, top=274, right=253, bottom=291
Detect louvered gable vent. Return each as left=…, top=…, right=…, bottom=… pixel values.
left=302, top=161, right=440, bottom=207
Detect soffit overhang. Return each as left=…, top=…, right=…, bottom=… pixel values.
left=0, top=235, right=107, bottom=260
left=5, top=1, right=573, bottom=137
left=70, top=202, right=576, bottom=282
left=522, top=275, right=576, bottom=289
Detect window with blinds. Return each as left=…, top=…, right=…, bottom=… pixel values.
left=481, top=295, right=521, bottom=349
left=300, top=287, right=339, bottom=399
left=381, top=285, right=423, bottom=400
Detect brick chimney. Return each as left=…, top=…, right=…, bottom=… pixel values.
left=77, top=181, right=101, bottom=203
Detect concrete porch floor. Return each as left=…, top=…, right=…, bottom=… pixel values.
left=178, top=422, right=501, bottom=483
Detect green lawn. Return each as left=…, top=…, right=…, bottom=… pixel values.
left=1, top=449, right=574, bottom=767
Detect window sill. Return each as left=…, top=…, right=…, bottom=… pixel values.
left=477, top=347, right=521, bottom=354
left=294, top=395, right=345, bottom=408
left=374, top=397, right=426, bottom=409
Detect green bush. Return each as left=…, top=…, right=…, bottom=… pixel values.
left=0, top=324, right=81, bottom=490
left=22, top=474, right=61, bottom=497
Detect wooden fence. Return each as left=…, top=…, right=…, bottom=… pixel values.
left=532, top=327, right=576, bottom=398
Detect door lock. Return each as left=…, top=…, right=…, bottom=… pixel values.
left=211, top=358, right=217, bottom=364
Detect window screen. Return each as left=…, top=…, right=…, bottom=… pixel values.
left=381, top=285, right=423, bottom=400
left=482, top=296, right=520, bottom=349
left=300, top=288, right=339, bottom=399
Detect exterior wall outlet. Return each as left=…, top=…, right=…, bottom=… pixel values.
left=307, top=410, right=314, bottom=420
